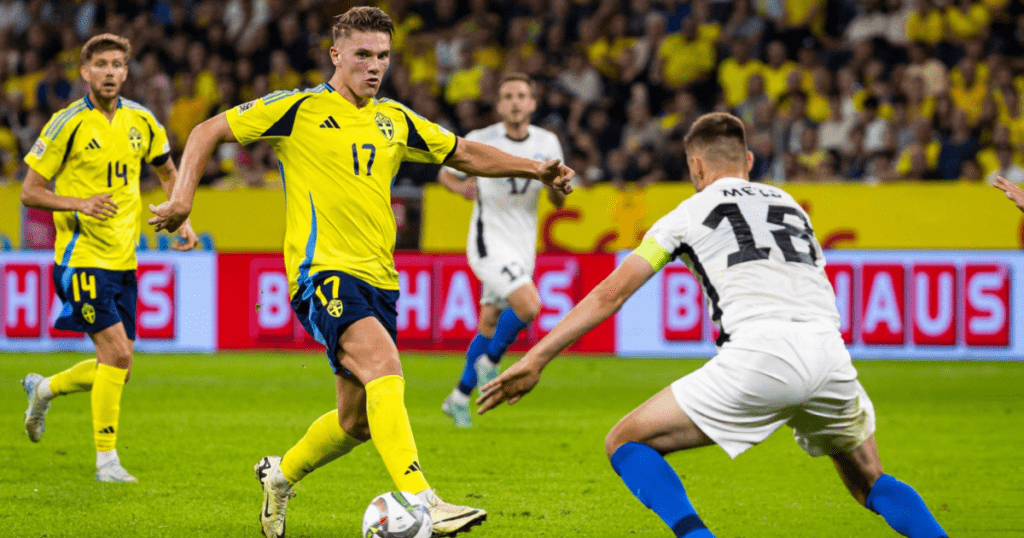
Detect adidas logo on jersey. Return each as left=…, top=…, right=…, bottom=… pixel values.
left=404, top=461, right=422, bottom=475
left=86, top=139, right=101, bottom=150
left=98, top=426, right=115, bottom=434
left=319, top=116, right=340, bottom=129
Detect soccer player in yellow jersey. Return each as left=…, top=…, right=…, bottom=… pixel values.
left=149, top=7, right=573, bottom=537
left=18, top=33, right=198, bottom=483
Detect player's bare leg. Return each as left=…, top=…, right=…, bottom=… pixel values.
left=342, top=317, right=486, bottom=535
left=445, top=283, right=540, bottom=426
left=832, top=436, right=948, bottom=537
left=88, top=323, right=137, bottom=482
left=605, top=388, right=717, bottom=537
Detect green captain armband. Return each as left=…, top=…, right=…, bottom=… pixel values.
left=633, top=236, right=673, bottom=271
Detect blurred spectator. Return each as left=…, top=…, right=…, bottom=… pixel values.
left=36, top=61, right=71, bottom=113
left=168, top=72, right=210, bottom=152
left=959, top=157, right=983, bottom=181
left=556, top=49, right=601, bottom=105
left=985, top=143, right=1024, bottom=184
left=445, top=47, right=485, bottom=105
left=654, top=17, right=715, bottom=90
left=860, top=96, right=890, bottom=154
left=761, top=40, right=797, bottom=102
left=718, top=40, right=763, bottom=108
left=844, top=0, right=888, bottom=45
left=938, top=109, right=980, bottom=179
left=905, top=43, right=948, bottom=97
left=819, top=94, right=855, bottom=153
left=896, top=120, right=940, bottom=177
left=720, top=0, right=765, bottom=50
left=735, top=72, right=769, bottom=126
left=0, top=0, right=30, bottom=37
left=906, top=0, right=944, bottom=47
left=621, top=100, right=663, bottom=154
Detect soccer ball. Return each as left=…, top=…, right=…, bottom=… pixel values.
left=362, top=491, right=432, bottom=538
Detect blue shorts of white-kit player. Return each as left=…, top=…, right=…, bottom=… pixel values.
left=671, top=319, right=876, bottom=459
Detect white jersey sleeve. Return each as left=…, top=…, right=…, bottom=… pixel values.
left=641, top=177, right=840, bottom=343
left=455, top=123, right=564, bottom=265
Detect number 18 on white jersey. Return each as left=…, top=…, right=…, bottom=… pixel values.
left=637, top=177, right=841, bottom=344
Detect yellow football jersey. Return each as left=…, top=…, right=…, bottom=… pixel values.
left=24, top=96, right=171, bottom=270
left=226, top=83, right=457, bottom=295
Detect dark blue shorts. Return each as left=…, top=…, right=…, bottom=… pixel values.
left=291, top=270, right=400, bottom=375
left=52, top=265, right=138, bottom=339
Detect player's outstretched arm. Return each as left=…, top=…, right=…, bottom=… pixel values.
left=152, top=158, right=198, bottom=250
left=444, top=138, right=575, bottom=195
left=148, top=113, right=237, bottom=233
left=437, top=167, right=477, bottom=201
left=476, top=254, right=656, bottom=414
left=994, top=176, right=1024, bottom=213
left=20, top=167, right=118, bottom=220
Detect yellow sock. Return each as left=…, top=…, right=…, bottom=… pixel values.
left=365, top=375, right=429, bottom=493
left=91, top=364, right=127, bottom=452
left=48, top=358, right=97, bottom=395
left=280, top=410, right=364, bottom=484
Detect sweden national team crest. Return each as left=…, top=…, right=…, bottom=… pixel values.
left=327, top=299, right=344, bottom=318
left=374, top=112, right=394, bottom=141
left=128, top=126, right=142, bottom=152
left=82, top=303, right=96, bottom=324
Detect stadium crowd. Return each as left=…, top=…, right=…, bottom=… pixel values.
left=2, top=0, right=1024, bottom=190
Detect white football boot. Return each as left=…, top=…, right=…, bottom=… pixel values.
left=96, top=460, right=138, bottom=483
left=418, top=488, right=486, bottom=536
left=21, top=373, right=51, bottom=443
left=255, top=456, right=295, bottom=538
left=441, top=394, right=472, bottom=428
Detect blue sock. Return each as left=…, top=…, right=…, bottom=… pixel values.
left=457, top=334, right=491, bottom=395
left=610, top=442, right=715, bottom=538
left=865, top=474, right=948, bottom=538
left=485, top=308, right=529, bottom=363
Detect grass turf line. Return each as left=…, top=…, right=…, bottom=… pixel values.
left=2, top=353, right=1022, bottom=537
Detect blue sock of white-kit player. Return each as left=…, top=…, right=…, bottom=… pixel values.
left=485, top=308, right=528, bottom=364
left=865, top=474, right=948, bottom=538
left=610, top=442, right=715, bottom=537
left=457, top=334, right=491, bottom=396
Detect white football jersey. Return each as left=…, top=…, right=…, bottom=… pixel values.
left=644, top=177, right=840, bottom=344
left=446, top=123, right=564, bottom=262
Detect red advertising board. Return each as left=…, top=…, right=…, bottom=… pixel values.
left=216, top=253, right=616, bottom=352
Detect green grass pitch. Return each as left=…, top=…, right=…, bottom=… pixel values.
left=2, top=352, right=1022, bottom=537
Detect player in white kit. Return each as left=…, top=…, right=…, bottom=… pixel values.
left=478, top=113, right=948, bottom=538
left=438, top=72, right=566, bottom=427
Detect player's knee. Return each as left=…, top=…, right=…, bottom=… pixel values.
left=514, top=301, right=540, bottom=324
left=604, top=423, right=636, bottom=459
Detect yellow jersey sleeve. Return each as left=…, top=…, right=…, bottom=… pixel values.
left=24, top=102, right=86, bottom=179
left=225, top=91, right=310, bottom=145
left=389, top=101, right=457, bottom=164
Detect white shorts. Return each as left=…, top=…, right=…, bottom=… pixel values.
left=671, top=320, right=876, bottom=459
left=468, top=253, right=534, bottom=307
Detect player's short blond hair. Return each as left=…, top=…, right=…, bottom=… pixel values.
left=332, top=6, right=394, bottom=41
left=684, top=112, right=748, bottom=167
left=81, top=33, right=132, bottom=64
left=497, top=72, right=534, bottom=98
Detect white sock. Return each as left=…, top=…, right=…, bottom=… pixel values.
left=97, top=449, right=119, bottom=468
left=38, top=377, right=54, bottom=399
left=450, top=388, right=470, bottom=405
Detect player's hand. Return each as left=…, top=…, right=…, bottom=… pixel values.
left=147, top=200, right=191, bottom=233
left=458, top=176, right=478, bottom=201
left=993, top=176, right=1024, bottom=213
left=476, top=356, right=543, bottom=414
left=172, top=218, right=199, bottom=251
left=78, top=193, right=118, bottom=220
left=536, top=159, right=575, bottom=195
